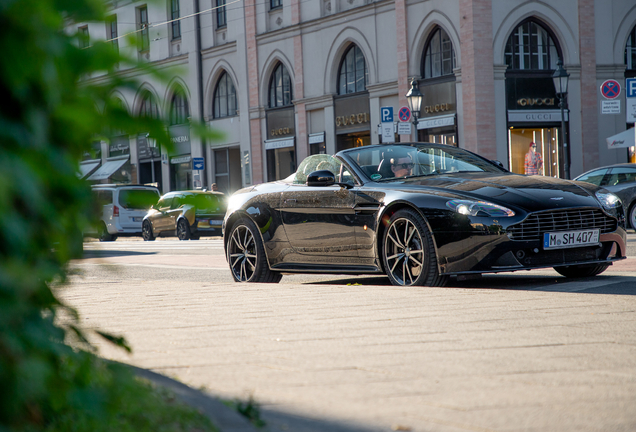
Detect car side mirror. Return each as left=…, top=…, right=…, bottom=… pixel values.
left=492, top=160, right=508, bottom=171
left=307, top=170, right=353, bottom=189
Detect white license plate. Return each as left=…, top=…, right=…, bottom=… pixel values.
left=208, top=219, right=222, bottom=226
left=543, top=229, right=600, bottom=250
left=132, top=217, right=142, bottom=222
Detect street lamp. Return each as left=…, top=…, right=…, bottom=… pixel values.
left=406, top=79, right=423, bottom=138
left=552, top=59, right=570, bottom=179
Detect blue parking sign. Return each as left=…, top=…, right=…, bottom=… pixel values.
left=381, top=106, right=393, bottom=123
left=192, top=157, right=204, bottom=171
left=627, top=78, right=636, bottom=98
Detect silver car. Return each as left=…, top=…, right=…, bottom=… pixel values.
left=574, top=163, right=636, bottom=230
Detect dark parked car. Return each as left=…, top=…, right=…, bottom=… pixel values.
left=223, top=143, right=627, bottom=286
left=143, top=190, right=226, bottom=241
left=574, top=163, right=636, bottom=230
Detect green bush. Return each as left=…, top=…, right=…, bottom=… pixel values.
left=0, top=0, right=207, bottom=430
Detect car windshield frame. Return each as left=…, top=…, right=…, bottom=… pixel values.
left=338, top=143, right=507, bottom=182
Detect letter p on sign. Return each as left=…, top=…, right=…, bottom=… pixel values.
left=381, top=106, right=393, bottom=123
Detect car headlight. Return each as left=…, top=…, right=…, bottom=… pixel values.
left=446, top=199, right=515, bottom=217
left=595, top=191, right=622, bottom=210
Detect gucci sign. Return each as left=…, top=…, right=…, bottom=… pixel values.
left=517, top=98, right=555, bottom=107
left=335, top=112, right=370, bottom=127
left=271, top=127, right=293, bottom=137
left=423, top=103, right=452, bottom=114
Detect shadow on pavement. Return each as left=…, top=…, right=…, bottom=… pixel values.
left=82, top=250, right=157, bottom=259
left=305, top=274, right=636, bottom=296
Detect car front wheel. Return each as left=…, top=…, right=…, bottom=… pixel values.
left=142, top=220, right=155, bottom=241
left=227, top=217, right=281, bottom=283
left=98, top=223, right=116, bottom=242
left=382, top=209, right=447, bottom=287
left=629, top=202, right=636, bottom=230
left=177, top=219, right=191, bottom=240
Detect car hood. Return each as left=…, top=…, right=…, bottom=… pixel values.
left=391, top=172, right=602, bottom=212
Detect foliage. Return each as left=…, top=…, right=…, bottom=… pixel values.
left=0, top=0, right=212, bottom=430
left=224, top=396, right=266, bottom=428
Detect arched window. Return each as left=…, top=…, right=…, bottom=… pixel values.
left=213, top=71, right=237, bottom=118
left=626, top=25, right=636, bottom=71
left=338, top=44, right=368, bottom=94
left=169, top=88, right=189, bottom=125
left=422, top=27, right=455, bottom=78
left=138, top=91, right=159, bottom=119
left=268, top=63, right=293, bottom=108
left=505, top=20, right=560, bottom=70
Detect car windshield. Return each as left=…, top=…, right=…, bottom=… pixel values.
left=183, top=194, right=225, bottom=211
left=291, top=154, right=342, bottom=184
left=118, top=189, right=159, bottom=209
left=341, top=143, right=505, bottom=181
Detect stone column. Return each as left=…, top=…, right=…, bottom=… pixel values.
left=395, top=0, right=411, bottom=141
left=459, top=0, right=497, bottom=159
left=245, top=0, right=263, bottom=183
left=292, top=0, right=308, bottom=162
left=578, top=0, right=598, bottom=174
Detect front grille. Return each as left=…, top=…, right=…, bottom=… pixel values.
left=507, top=208, right=617, bottom=241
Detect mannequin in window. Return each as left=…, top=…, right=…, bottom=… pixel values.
left=524, top=142, right=543, bottom=175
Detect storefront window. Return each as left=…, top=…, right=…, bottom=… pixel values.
left=338, top=45, right=368, bottom=95
left=508, top=127, right=559, bottom=177
left=505, top=20, right=559, bottom=71
left=267, top=147, right=296, bottom=181
left=422, top=27, right=455, bottom=79
left=170, top=160, right=192, bottom=190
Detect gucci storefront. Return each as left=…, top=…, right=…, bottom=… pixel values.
left=265, top=107, right=296, bottom=181
left=506, top=75, right=566, bottom=177
left=416, top=79, right=457, bottom=146
left=169, top=124, right=192, bottom=190
left=334, top=94, right=371, bottom=152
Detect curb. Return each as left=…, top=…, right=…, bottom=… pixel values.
left=129, top=365, right=259, bottom=432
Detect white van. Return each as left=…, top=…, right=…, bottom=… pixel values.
left=90, top=184, right=160, bottom=241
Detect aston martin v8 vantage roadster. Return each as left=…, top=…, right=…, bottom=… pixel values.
left=223, top=143, right=627, bottom=286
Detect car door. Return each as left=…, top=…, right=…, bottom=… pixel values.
left=280, top=169, right=358, bottom=262
left=603, top=167, right=636, bottom=210
left=166, top=194, right=184, bottom=231
left=152, top=196, right=173, bottom=233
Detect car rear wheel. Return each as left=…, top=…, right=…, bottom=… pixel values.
left=227, top=217, right=282, bottom=283
left=382, top=209, right=447, bottom=287
left=629, top=202, right=636, bottom=230
left=177, top=219, right=191, bottom=240
left=98, top=223, right=116, bottom=242
left=142, top=220, right=155, bottom=241
left=554, top=263, right=610, bottom=278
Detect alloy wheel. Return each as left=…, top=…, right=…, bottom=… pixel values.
left=384, top=217, right=424, bottom=285
left=228, top=225, right=257, bottom=281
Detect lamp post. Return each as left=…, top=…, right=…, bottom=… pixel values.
left=552, top=59, right=570, bottom=179
left=406, top=79, right=423, bottom=140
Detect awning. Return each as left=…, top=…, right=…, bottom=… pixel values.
left=606, top=128, right=635, bottom=149
left=87, top=156, right=129, bottom=181
left=78, top=159, right=101, bottom=179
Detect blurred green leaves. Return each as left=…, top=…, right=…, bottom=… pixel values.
left=0, top=0, right=215, bottom=430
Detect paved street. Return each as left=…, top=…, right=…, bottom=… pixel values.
left=58, top=234, right=636, bottom=432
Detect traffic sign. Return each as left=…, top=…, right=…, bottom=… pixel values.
left=398, top=106, right=411, bottom=122
left=626, top=78, right=636, bottom=122
left=381, top=106, right=393, bottom=123
left=600, top=79, right=621, bottom=99
left=192, top=157, right=204, bottom=171
left=397, top=122, right=412, bottom=135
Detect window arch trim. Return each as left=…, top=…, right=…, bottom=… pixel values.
left=213, top=71, right=238, bottom=118
left=420, top=26, right=456, bottom=79
left=268, top=62, right=293, bottom=108
left=169, top=87, right=190, bottom=125
left=504, top=17, right=563, bottom=72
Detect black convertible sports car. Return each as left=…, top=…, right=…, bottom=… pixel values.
left=223, top=143, right=627, bottom=286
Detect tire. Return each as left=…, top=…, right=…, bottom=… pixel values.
left=98, top=223, right=116, bottom=242
left=629, top=202, right=636, bottom=231
left=177, top=219, right=191, bottom=241
left=227, top=217, right=282, bottom=283
left=382, top=209, right=448, bottom=287
left=554, top=263, right=610, bottom=278
left=142, top=220, right=155, bottom=241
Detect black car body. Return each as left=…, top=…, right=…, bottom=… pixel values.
left=574, top=163, right=636, bottom=230
left=223, top=143, right=627, bottom=286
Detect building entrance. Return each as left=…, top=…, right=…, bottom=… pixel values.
left=336, top=132, right=370, bottom=152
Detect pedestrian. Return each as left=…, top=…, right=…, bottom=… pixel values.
left=524, top=142, right=543, bottom=175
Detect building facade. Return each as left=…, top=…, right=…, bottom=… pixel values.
left=76, top=0, right=636, bottom=194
